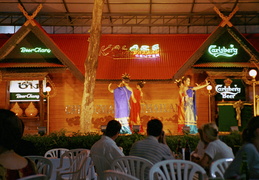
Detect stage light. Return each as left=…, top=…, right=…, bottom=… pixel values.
left=249, top=69, right=257, bottom=78
left=182, top=126, right=190, bottom=135
left=230, top=126, right=239, bottom=132
left=207, top=84, right=213, bottom=122
left=46, top=86, right=51, bottom=135
left=38, top=126, right=46, bottom=136
left=206, top=85, right=212, bottom=91
left=132, top=125, right=141, bottom=133
left=249, top=69, right=257, bottom=116
left=100, top=125, right=107, bottom=133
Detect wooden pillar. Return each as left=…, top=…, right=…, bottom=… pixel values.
left=80, top=0, right=104, bottom=133
left=39, top=80, right=44, bottom=126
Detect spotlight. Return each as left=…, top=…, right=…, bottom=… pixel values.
left=230, top=126, right=239, bottom=132
left=182, top=126, right=190, bottom=135
left=100, top=125, right=107, bottom=133
left=132, top=125, right=141, bottom=133
left=38, top=126, right=46, bottom=136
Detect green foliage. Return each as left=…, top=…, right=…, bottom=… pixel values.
left=219, top=131, right=242, bottom=155
left=22, top=131, right=241, bottom=156
left=166, top=135, right=200, bottom=153
left=115, top=133, right=145, bottom=155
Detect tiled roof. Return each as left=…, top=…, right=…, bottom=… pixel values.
left=0, top=63, right=66, bottom=68
left=51, top=34, right=209, bottom=80
left=193, top=62, right=257, bottom=68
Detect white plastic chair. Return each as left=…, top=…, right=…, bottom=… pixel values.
left=149, top=159, right=207, bottom=180
left=111, top=156, right=153, bottom=180
left=210, top=158, right=233, bottom=179
left=57, top=149, right=90, bottom=170
left=91, top=154, right=111, bottom=179
left=56, top=150, right=94, bottom=180
left=25, top=156, right=53, bottom=180
left=17, top=174, right=48, bottom=180
left=103, top=170, right=139, bottom=180
left=44, top=148, right=69, bottom=158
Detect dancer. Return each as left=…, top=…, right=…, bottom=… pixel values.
left=108, top=73, right=136, bottom=134
left=130, top=81, right=145, bottom=133
left=176, top=78, right=185, bottom=134
left=178, top=75, right=209, bottom=134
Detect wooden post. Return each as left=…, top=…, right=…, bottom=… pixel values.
left=39, top=80, right=44, bottom=126
left=80, top=0, right=104, bottom=133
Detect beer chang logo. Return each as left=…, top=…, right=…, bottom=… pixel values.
left=15, top=94, right=40, bottom=99
left=20, top=47, right=51, bottom=53
left=208, top=44, right=238, bottom=57
left=215, top=84, right=241, bottom=99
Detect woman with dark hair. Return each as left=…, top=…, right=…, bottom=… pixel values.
left=0, top=109, right=37, bottom=180
left=181, top=75, right=209, bottom=134
left=224, top=116, right=259, bottom=179
left=130, top=81, right=145, bottom=132
left=176, top=78, right=185, bottom=134
left=108, top=73, right=136, bottom=134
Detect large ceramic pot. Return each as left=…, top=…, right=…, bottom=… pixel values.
left=10, top=102, right=23, bottom=117
left=25, top=102, right=38, bottom=117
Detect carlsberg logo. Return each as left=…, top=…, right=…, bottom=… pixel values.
left=208, top=44, right=238, bottom=57
left=216, top=84, right=241, bottom=99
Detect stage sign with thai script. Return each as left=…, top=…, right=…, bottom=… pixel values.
left=208, top=44, right=238, bottom=57
left=10, top=80, right=47, bottom=102
left=99, top=44, right=160, bottom=59
left=215, top=79, right=246, bottom=101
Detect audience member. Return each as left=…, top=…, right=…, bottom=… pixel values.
left=0, top=109, right=37, bottom=180
left=14, top=120, right=37, bottom=156
left=224, top=116, right=259, bottom=179
left=129, top=119, right=174, bottom=164
left=195, top=123, right=234, bottom=172
left=191, top=126, right=208, bottom=161
left=90, top=120, right=124, bottom=178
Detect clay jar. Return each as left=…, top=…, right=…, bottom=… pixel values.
left=10, top=102, right=23, bottom=117
left=25, top=102, right=38, bottom=117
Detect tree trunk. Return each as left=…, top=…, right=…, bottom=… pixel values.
left=80, top=0, right=104, bottom=133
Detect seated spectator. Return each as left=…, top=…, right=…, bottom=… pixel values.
left=191, top=126, right=208, bottom=161
left=90, top=120, right=124, bottom=178
left=14, top=121, right=37, bottom=156
left=224, top=116, right=259, bottom=179
left=195, top=123, right=234, bottom=172
left=0, top=109, right=37, bottom=180
left=129, top=119, right=174, bottom=164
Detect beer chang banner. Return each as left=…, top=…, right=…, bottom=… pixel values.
left=10, top=80, right=47, bottom=102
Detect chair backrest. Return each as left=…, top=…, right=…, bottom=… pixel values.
left=57, top=150, right=92, bottom=180
left=91, top=153, right=111, bottom=179
left=103, top=170, right=139, bottom=180
left=44, top=148, right=69, bottom=158
left=17, top=174, right=48, bottom=180
left=210, top=158, right=233, bottom=179
left=25, top=156, right=53, bottom=180
left=111, top=156, right=153, bottom=180
left=149, top=159, right=207, bottom=180
left=58, top=149, right=90, bottom=169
